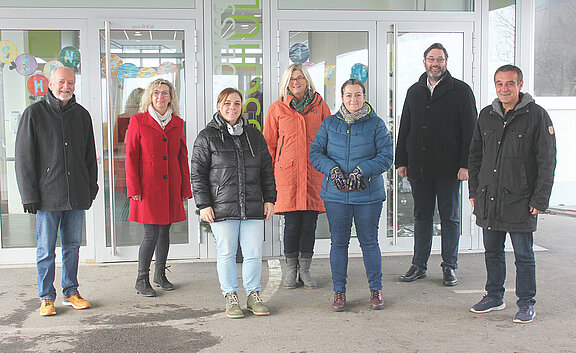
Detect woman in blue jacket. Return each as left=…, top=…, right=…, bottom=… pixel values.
left=310, top=79, right=394, bottom=312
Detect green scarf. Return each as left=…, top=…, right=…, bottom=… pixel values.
left=289, top=89, right=315, bottom=113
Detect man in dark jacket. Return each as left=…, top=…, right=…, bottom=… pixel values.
left=396, top=43, right=477, bottom=286
left=15, top=67, right=98, bottom=316
left=468, top=65, right=556, bottom=324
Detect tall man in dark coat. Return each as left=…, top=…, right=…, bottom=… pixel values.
left=396, top=43, right=477, bottom=286
left=15, top=67, right=98, bottom=316
left=468, top=65, right=556, bottom=324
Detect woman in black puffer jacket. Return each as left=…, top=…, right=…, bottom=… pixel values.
left=191, top=88, right=276, bottom=319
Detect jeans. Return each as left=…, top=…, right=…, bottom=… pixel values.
left=325, top=201, right=383, bottom=292
left=36, top=210, right=85, bottom=300
left=410, top=179, right=461, bottom=270
left=211, top=220, right=264, bottom=296
left=138, top=224, right=172, bottom=277
left=283, top=211, right=319, bottom=254
left=483, top=229, right=536, bottom=307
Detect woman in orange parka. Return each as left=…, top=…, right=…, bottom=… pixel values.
left=263, top=63, right=331, bottom=290
left=125, top=78, right=192, bottom=297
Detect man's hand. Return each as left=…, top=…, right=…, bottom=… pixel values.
left=131, top=195, right=142, bottom=201
left=469, top=198, right=475, bottom=208
left=23, top=203, right=40, bottom=214
left=397, top=166, right=408, bottom=178
left=530, top=207, right=544, bottom=215
left=458, top=168, right=469, bottom=181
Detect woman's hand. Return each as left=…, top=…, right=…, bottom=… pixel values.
left=131, top=195, right=142, bottom=201
left=264, top=202, right=274, bottom=221
left=182, top=196, right=191, bottom=202
left=200, top=206, right=215, bottom=223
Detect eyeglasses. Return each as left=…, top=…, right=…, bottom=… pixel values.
left=289, top=76, right=306, bottom=82
left=425, top=57, right=446, bottom=63
left=153, top=91, right=170, bottom=97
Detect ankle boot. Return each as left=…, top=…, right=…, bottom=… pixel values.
left=298, top=252, right=318, bottom=289
left=282, top=252, right=299, bottom=289
left=135, top=275, right=157, bottom=297
left=153, top=266, right=174, bottom=291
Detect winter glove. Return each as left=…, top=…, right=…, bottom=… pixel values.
left=348, top=167, right=367, bottom=191
left=330, top=167, right=348, bottom=192
left=23, top=203, right=40, bottom=214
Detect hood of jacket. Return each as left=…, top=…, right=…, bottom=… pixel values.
left=44, top=88, right=78, bottom=113
left=490, top=92, right=534, bottom=118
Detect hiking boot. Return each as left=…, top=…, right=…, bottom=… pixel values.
left=470, top=295, right=505, bottom=313
left=332, top=291, right=346, bottom=312
left=282, top=252, right=298, bottom=289
left=298, top=252, right=318, bottom=289
left=225, top=292, right=244, bottom=319
left=154, top=266, right=175, bottom=291
left=135, top=275, right=157, bottom=297
left=247, top=291, right=269, bottom=316
left=370, top=289, right=384, bottom=310
left=62, top=293, right=91, bottom=310
left=513, top=304, right=535, bottom=324
left=40, top=299, right=56, bottom=316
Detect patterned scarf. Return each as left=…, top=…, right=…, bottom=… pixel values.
left=339, top=103, right=370, bottom=124
left=288, top=89, right=315, bottom=113
left=148, top=105, right=173, bottom=130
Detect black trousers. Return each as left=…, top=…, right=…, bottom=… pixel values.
left=137, top=224, right=172, bottom=277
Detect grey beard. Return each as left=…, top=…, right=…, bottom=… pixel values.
left=427, top=69, right=446, bottom=81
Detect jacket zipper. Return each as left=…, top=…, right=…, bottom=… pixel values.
left=278, top=135, right=285, bottom=160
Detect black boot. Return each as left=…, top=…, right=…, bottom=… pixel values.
left=135, top=275, right=157, bottom=297
left=153, top=266, right=174, bottom=291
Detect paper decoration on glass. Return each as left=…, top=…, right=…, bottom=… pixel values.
left=137, top=67, right=157, bottom=78
left=10, top=54, right=38, bottom=76
left=157, top=61, right=178, bottom=75
left=100, top=54, right=124, bottom=77
left=27, top=74, right=50, bottom=96
left=350, top=63, right=368, bottom=83
left=325, top=64, right=336, bottom=86
left=44, top=60, right=64, bottom=79
left=0, top=40, right=18, bottom=64
left=289, top=43, right=310, bottom=63
left=116, top=63, right=139, bottom=83
left=59, top=46, right=81, bottom=69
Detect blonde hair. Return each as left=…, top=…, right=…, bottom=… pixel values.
left=279, top=63, right=316, bottom=96
left=139, top=78, right=180, bottom=116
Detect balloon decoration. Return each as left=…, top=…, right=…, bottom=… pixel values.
left=137, top=67, right=157, bottom=78
left=289, top=43, right=310, bottom=64
left=43, top=60, right=64, bottom=79
left=116, top=63, right=139, bottom=83
left=10, top=54, right=38, bottom=76
left=27, top=74, right=50, bottom=96
left=100, top=54, right=123, bottom=77
left=325, top=64, right=336, bottom=86
left=157, top=61, right=178, bottom=75
left=0, top=40, right=17, bottom=64
left=350, top=63, right=368, bottom=83
left=59, top=46, right=81, bottom=69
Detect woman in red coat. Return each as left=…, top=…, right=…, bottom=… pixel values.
left=263, top=63, right=331, bottom=290
left=125, top=78, right=192, bottom=297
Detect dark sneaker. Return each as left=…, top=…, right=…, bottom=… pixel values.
left=513, top=304, right=535, bottom=324
left=400, top=265, right=427, bottom=282
left=225, top=292, right=244, bottom=319
left=247, top=291, right=269, bottom=316
left=332, top=291, right=346, bottom=312
left=370, top=289, right=384, bottom=310
left=470, top=295, right=506, bottom=313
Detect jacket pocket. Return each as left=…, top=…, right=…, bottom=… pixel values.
left=498, top=187, right=530, bottom=223
left=504, top=129, right=532, bottom=157
left=275, top=159, right=296, bottom=185
left=473, top=185, right=489, bottom=220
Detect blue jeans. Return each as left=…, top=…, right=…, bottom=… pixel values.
left=410, top=179, right=461, bottom=270
left=483, top=229, right=536, bottom=307
left=211, top=220, right=264, bottom=296
left=36, top=210, right=85, bottom=300
left=283, top=211, right=319, bottom=254
left=325, top=201, right=383, bottom=292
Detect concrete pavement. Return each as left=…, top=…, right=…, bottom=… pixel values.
left=1, top=213, right=576, bottom=352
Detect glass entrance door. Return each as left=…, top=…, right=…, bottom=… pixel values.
left=276, top=20, right=476, bottom=255
left=95, top=19, right=200, bottom=261
left=0, top=20, right=89, bottom=264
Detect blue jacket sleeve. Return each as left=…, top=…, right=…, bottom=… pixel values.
left=309, top=118, right=339, bottom=176
left=357, top=119, right=394, bottom=177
